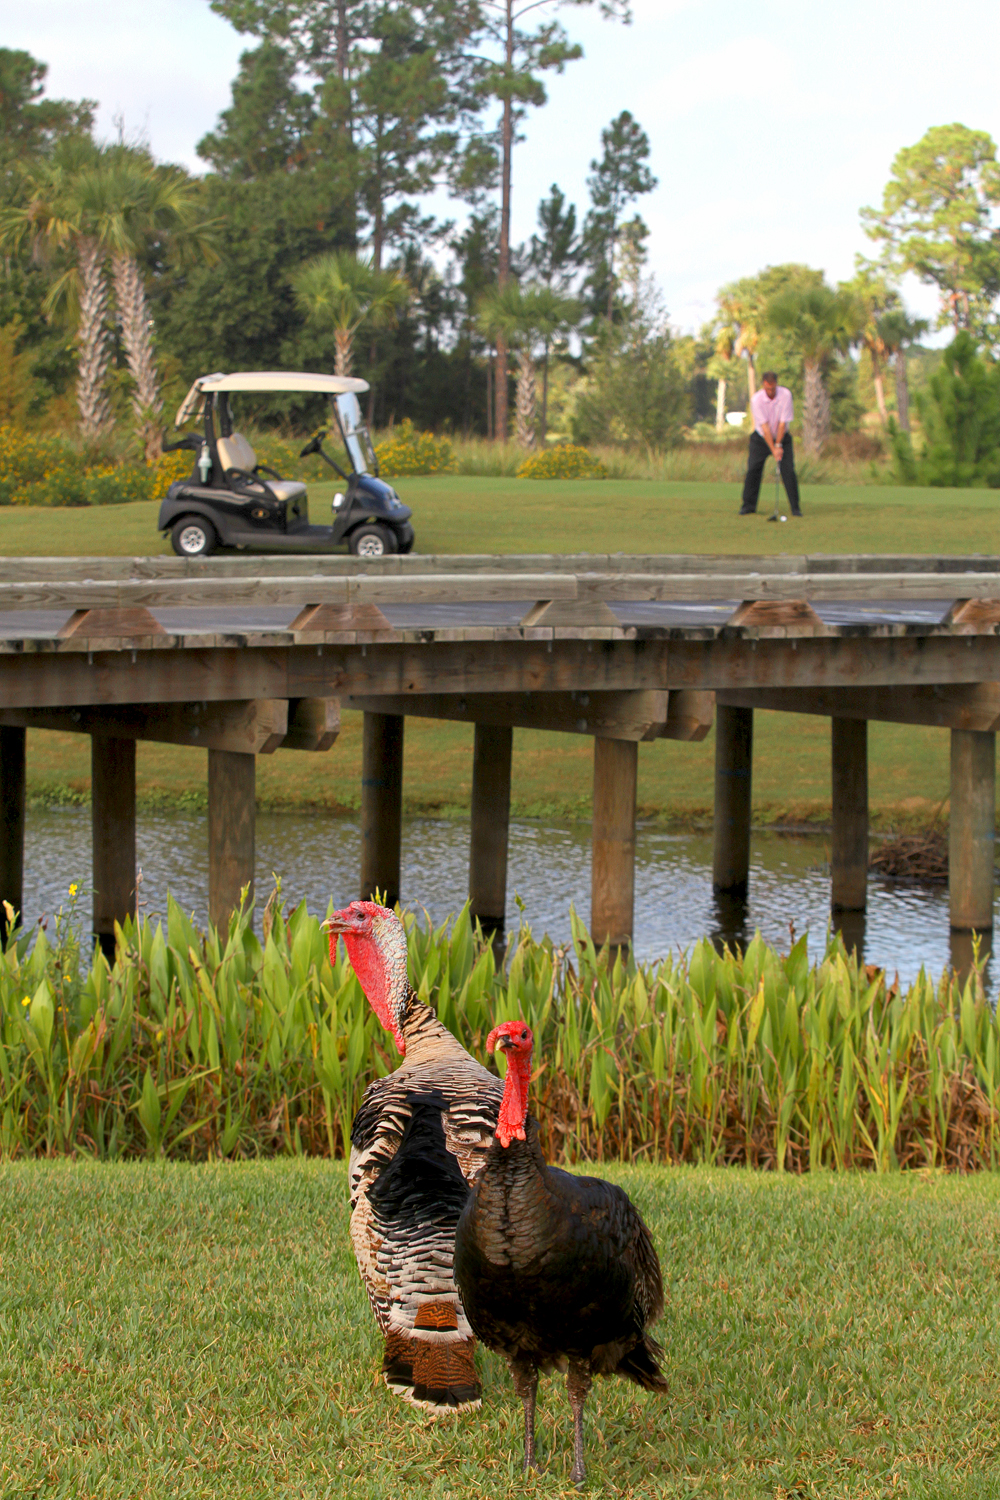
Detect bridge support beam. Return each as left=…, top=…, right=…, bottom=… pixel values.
left=469, top=723, right=512, bottom=941
left=713, top=705, right=753, bottom=895
left=949, top=728, right=995, bottom=933
left=360, top=711, right=404, bottom=908
left=831, top=717, right=868, bottom=912
left=591, top=737, right=637, bottom=950
left=0, top=727, right=25, bottom=942
left=208, top=748, right=255, bottom=934
left=92, top=735, right=136, bottom=960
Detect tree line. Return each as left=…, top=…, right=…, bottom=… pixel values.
left=2, top=20, right=1000, bottom=472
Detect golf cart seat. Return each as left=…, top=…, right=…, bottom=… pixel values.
left=216, top=431, right=307, bottom=503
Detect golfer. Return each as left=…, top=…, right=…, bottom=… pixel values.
left=738, top=371, right=802, bottom=516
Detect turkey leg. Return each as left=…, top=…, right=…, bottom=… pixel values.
left=567, top=1361, right=593, bottom=1486
left=510, top=1358, right=539, bottom=1471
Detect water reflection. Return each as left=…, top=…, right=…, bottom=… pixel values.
left=18, top=806, right=998, bottom=996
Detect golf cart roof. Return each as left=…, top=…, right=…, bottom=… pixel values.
left=176, top=371, right=370, bottom=426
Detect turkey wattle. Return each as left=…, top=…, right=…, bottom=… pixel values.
left=325, top=900, right=503, bottom=1413
left=453, top=1019, right=668, bottom=1484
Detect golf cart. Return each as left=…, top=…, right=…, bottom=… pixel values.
left=158, top=371, right=414, bottom=558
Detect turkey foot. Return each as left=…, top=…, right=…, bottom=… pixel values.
left=510, top=1359, right=539, bottom=1472
left=567, top=1361, right=592, bottom=1486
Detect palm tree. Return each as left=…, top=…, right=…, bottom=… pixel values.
left=766, top=285, right=860, bottom=454
left=0, top=139, right=114, bottom=442
left=0, top=144, right=214, bottom=455
left=477, top=283, right=579, bottom=448
left=878, top=309, right=929, bottom=434
left=291, top=251, right=410, bottom=376
left=844, top=265, right=898, bottom=426
left=99, top=151, right=217, bottom=461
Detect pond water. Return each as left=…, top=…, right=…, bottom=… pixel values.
left=21, top=805, right=991, bottom=992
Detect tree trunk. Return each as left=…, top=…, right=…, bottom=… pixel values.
left=895, top=348, right=910, bottom=433
left=334, top=328, right=353, bottom=377
left=112, top=250, right=163, bottom=464
left=872, top=353, right=887, bottom=426
left=715, top=376, right=726, bottom=432
left=486, top=350, right=493, bottom=440
left=515, top=349, right=536, bottom=448
left=76, top=235, right=114, bottom=445
left=802, top=358, right=830, bottom=456
left=494, top=0, right=513, bottom=444
left=541, top=342, right=550, bottom=441
left=745, top=354, right=756, bottom=401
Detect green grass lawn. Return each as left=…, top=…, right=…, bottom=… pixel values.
left=3, top=1161, right=998, bottom=1498
left=0, top=474, right=999, bottom=557
left=26, top=707, right=951, bottom=830
left=2, top=475, right=987, bottom=828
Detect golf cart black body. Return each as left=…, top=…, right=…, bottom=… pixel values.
left=157, top=371, right=414, bottom=558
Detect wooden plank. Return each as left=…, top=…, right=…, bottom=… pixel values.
left=288, top=603, right=392, bottom=633
left=716, top=682, right=1000, bottom=731
left=209, top=750, right=255, bottom=931
left=519, top=598, right=620, bottom=627
left=657, top=689, right=714, bottom=742
left=0, top=727, right=25, bottom=938
left=591, top=738, right=637, bottom=948
left=726, top=599, right=828, bottom=634
left=344, top=689, right=669, bottom=740
left=942, top=599, right=1000, bottom=629
left=0, top=700, right=289, bottom=754
left=92, top=735, right=135, bottom=959
left=950, top=729, right=995, bottom=931
left=280, top=697, right=340, bottom=752
left=59, top=607, right=165, bottom=638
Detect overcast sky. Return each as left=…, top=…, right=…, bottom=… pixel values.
left=9, top=0, right=1000, bottom=336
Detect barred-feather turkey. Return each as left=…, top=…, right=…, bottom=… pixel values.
left=325, top=900, right=503, bottom=1413
left=453, top=1019, right=668, bottom=1484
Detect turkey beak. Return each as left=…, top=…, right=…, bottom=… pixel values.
left=324, top=909, right=365, bottom=936
left=496, top=1035, right=515, bottom=1053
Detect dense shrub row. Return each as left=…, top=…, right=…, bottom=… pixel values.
left=1, top=894, right=997, bottom=1172
left=0, top=427, right=190, bottom=507
left=516, top=443, right=608, bottom=480
left=375, top=419, right=457, bottom=476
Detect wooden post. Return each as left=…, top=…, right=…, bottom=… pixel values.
left=831, top=717, right=868, bottom=911
left=0, top=727, right=26, bottom=941
left=208, top=749, right=255, bottom=933
left=92, top=735, right=136, bottom=961
left=713, top=705, right=753, bottom=894
left=469, top=723, right=512, bottom=939
left=360, top=712, right=404, bottom=908
left=591, top=737, right=637, bottom=949
left=949, top=728, right=995, bottom=932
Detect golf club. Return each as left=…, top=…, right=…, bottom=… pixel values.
left=766, top=447, right=787, bottom=523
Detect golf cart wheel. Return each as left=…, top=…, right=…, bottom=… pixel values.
left=171, top=516, right=218, bottom=557
left=349, top=524, right=396, bottom=558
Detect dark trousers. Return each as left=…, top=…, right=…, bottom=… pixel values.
left=740, top=430, right=801, bottom=514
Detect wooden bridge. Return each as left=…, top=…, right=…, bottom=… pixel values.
left=1, top=552, right=999, bottom=961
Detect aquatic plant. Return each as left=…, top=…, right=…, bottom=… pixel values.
left=0, top=893, right=997, bottom=1171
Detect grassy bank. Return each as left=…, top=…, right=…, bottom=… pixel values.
left=25, top=707, right=953, bottom=832
left=3, top=1158, right=998, bottom=1498
left=0, top=474, right=999, bottom=557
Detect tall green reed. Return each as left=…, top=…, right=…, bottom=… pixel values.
left=1, top=894, right=996, bottom=1171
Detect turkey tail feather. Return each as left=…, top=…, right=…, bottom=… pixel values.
left=617, top=1334, right=669, bottom=1393
left=382, top=1329, right=482, bottom=1413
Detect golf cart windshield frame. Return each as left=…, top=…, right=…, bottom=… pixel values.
left=331, top=391, right=379, bottom=477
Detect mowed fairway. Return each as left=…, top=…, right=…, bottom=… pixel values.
left=2, top=1162, right=998, bottom=1499
left=0, top=475, right=999, bottom=557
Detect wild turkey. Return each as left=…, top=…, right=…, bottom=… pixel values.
left=325, top=900, right=503, bottom=1414
left=453, top=1019, right=668, bottom=1484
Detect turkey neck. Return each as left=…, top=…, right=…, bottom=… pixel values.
left=468, top=1121, right=550, bottom=1268
left=398, top=988, right=484, bottom=1071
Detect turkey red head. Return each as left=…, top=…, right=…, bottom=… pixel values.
left=487, top=1020, right=533, bottom=1148
left=325, top=901, right=408, bottom=1055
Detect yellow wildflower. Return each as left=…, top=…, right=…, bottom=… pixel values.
left=68, top=883, right=78, bottom=897
left=21, top=996, right=30, bottom=1007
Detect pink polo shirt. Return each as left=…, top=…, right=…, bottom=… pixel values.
left=751, top=385, right=793, bottom=438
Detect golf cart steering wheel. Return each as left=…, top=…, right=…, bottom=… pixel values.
left=299, top=430, right=327, bottom=458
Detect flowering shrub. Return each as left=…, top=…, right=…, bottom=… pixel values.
left=516, top=443, right=608, bottom=480
left=0, top=426, right=191, bottom=507
left=375, top=420, right=457, bottom=477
